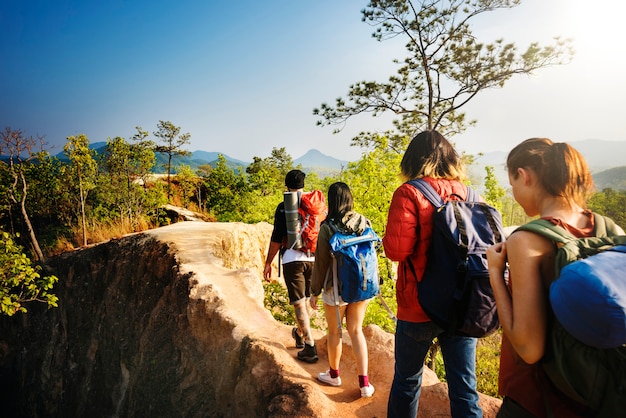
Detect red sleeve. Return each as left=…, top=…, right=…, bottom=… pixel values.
left=382, top=184, right=420, bottom=262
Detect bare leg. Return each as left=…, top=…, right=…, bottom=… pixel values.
left=324, top=303, right=346, bottom=370
left=345, top=300, right=369, bottom=376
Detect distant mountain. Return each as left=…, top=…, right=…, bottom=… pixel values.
left=294, top=149, right=349, bottom=170
left=566, top=139, right=626, bottom=172
left=154, top=152, right=247, bottom=173
left=190, top=151, right=248, bottom=168
left=9, top=139, right=624, bottom=185
left=593, top=166, right=626, bottom=191
left=292, top=149, right=350, bottom=178
left=51, top=143, right=248, bottom=173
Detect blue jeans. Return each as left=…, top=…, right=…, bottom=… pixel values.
left=387, top=320, right=482, bottom=418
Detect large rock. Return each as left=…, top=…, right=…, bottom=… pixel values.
left=0, top=221, right=501, bottom=417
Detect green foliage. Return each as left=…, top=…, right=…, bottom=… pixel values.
left=588, top=188, right=626, bottom=229
left=201, top=154, right=252, bottom=221
left=94, top=136, right=162, bottom=229
left=64, top=134, right=98, bottom=246
left=339, top=137, right=403, bottom=235
left=475, top=332, right=503, bottom=398
left=175, top=164, right=200, bottom=208
left=314, top=0, right=573, bottom=152
left=363, top=275, right=397, bottom=333
left=500, top=191, right=533, bottom=227
left=483, top=166, right=506, bottom=212
left=246, top=147, right=293, bottom=196
left=0, top=128, right=49, bottom=260
left=236, top=190, right=281, bottom=224
left=24, top=152, right=63, bottom=222
left=153, top=120, right=191, bottom=200
left=263, top=281, right=296, bottom=325
left=0, top=230, right=58, bottom=316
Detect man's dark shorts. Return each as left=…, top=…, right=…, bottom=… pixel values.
left=282, top=261, right=314, bottom=304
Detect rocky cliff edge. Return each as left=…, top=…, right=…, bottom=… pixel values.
left=0, top=221, right=501, bottom=417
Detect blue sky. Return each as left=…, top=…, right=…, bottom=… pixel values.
left=2, top=0, right=625, bottom=163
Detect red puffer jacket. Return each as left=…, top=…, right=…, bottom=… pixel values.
left=382, top=177, right=469, bottom=323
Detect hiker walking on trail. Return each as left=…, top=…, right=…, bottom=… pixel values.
left=309, top=182, right=376, bottom=398
left=486, top=138, right=625, bottom=417
left=264, top=169, right=322, bottom=363
left=383, top=131, right=482, bottom=418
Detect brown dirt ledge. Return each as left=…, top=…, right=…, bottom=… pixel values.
left=0, top=221, right=501, bottom=417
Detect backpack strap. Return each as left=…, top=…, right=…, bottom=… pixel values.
left=593, top=213, right=623, bottom=237
left=327, top=221, right=343, bottom=337
left=407, top=178, right=497, bottom=245
left=407, top=178, right=479, bottom=206
left=406, top=179, right=445, bottom=207
left=517, top=213, right=619, bottom=243
left=515, top=219, right=577, bottom=245
left=466, top=185, right=480, bottom=202
left=290, top=213, right=310, bottom=250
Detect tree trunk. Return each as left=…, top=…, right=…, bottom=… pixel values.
left=80, top=182, right=88, bottom=247
left=18, top=171, right=44, bottom=261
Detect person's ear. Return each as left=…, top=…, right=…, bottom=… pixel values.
left=517, top=167, right=536, bottom=186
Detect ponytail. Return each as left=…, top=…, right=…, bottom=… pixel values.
left=507, top=138, right=593, bottom=207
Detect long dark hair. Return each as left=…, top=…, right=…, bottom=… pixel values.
left=400, top=130, right=466, bottom=182
left=327, top=182, right=353, bottom=222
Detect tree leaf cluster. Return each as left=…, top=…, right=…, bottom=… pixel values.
left=0, top=230, right=58, bottom=316
left=314, top=0, right=573, bottom=153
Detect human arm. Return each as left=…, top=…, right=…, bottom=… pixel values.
left=382, top=185, right=420, bottom=262
left=311, top=223, right=333, bottom=296
left=263, top=241, right=282, bottom=282
left=264, top=204, right=286, bottom=282
left=487, top=231, right=554, bottom=364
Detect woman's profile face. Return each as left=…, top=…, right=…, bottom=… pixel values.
left=509, top=168, right=538, bottom=217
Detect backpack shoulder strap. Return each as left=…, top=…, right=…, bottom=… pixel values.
left=593, top=213, right=622, bottom=237
left=466, top=186, right=480, bottom=202
left=515, top=219, right=577, bottom=244
left=406, top=179, right=444, bottom=208
left=517, top=215, right=620, bottom=243
left=407, top=179, right=479, bottom=205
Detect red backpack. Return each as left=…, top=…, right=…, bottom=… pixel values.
left=288, top=190, right=327, bottom=256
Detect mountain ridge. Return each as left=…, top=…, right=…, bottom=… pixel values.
left=5, top=139, right=624, bottom=189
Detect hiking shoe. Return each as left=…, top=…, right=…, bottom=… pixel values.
left=360, top=384, right=375, bottom=398
left=292, top=327, right=304, bottom=348
left=297, top=343, right=318, bottom=363
left=318, top=370, right=342, bottom=387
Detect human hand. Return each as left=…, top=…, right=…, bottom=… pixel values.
left=310, top=295, right=318, bottom=310
left=263, top=264, right=272, bottom=282
left=487, top=242, right=507, bottom=278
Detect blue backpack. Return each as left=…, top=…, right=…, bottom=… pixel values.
left=328, top=223, right=381, bottom=303
left=516, top=216, right=626, bottom=414
left=407, top=179, right=504, bottom=338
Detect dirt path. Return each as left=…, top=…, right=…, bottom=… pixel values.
left=278, top=324, right=501, bottom=418
left=283, top=328, right=390, bottom=417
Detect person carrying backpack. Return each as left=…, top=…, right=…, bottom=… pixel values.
left=310, top=182, right=377, bottom=398
left=383, top=131, right=483, bottom=418
left=264, top=169, right=323, bottom=363
left=486, top=138, right=625, bottom=417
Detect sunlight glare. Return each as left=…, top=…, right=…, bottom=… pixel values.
left=565, top=1, right=626, bottom=64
